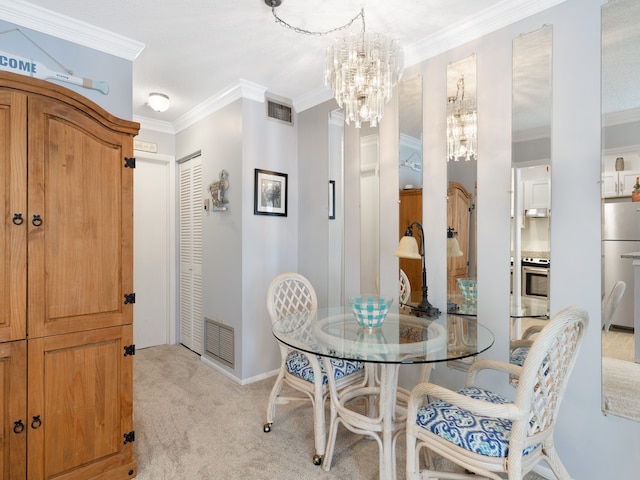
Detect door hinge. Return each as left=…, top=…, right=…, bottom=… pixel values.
left=124, top=157, right=136, bottom=168
left=124, top=293, right=136, bottom=304
left=124, top=344, right=136, bottom=356
left=123, top=431, right=135, bottom=444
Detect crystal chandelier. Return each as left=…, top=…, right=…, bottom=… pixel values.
left=325, top=25, right=403, bottom=128
left=447, top=76, right=477, bottom=161
left=266, top=1, right=403, bottom=128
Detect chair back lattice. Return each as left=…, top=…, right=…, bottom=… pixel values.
left=267, top=273, right=318, bottom=325
left=516, top=306, right=588, bottom=439
left=399, top=269, right=411, bottom=304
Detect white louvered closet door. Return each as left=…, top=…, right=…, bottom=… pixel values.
left=179, top=156, right=203, bottom=353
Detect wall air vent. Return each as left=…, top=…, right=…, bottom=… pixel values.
left=205, top=318, right=234, bottom=368
left=267, top=100, right=293, bottom=125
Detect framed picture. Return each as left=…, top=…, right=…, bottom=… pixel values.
left=328, top=180, right=336, bottom=219
left=254, top=168, right=288, bottom=216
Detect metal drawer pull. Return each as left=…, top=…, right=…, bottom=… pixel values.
left=13, top=419, right=25, bottom=434
left=32, top=214, right=43, bottom=227
left=12, top=213, right=24, bottom=225
left=31, top=415, right=42, bottom=429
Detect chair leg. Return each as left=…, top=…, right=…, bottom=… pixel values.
left=310, top=377, right=326, bottom=465
left=406, top=429, right=421, bottom=480
left=543, top=440, right=571, bottom=480
left=263, top=369, right=286, bottom=432
left=322, top=401, right=340, bottom=472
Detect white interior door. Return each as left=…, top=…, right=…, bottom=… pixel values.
left=134, top=156, right=171, bottom=349
left=179, top=156, right=203, bottom=353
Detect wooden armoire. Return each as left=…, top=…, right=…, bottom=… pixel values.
left=398, top=188, right=423, bottom=303
left=0, top=71, right=139, bottom=479
left=447, top=181, right=472, bottom=295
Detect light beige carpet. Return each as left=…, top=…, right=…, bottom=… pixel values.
left=602, top=356, right=640, bottom=421
left=133, top=344, right=547, bottom=480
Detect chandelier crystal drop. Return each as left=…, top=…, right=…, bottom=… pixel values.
left=447, top=76, right=477, bottom=161
left=325, top=31, right=403, bottom=128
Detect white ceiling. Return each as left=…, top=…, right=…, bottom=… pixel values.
left=6, top=0, right=567, bottom=127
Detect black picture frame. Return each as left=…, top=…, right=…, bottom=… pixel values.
left=328, top=180, right=336, bottom=219
left=254, top=168, right=288, bottom=216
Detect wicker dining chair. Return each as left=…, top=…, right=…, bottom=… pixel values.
left=263, top=272, right=365, bottom=465
left=405, top=306, right=588, bottom=480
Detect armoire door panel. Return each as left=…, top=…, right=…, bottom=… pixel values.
left=398, top=188, right=423, bottom=304
left=27, top=326, right=135, bottom=480
left=27, top=96, right=134, bottom=339
left=0, top=91, right=27, bottom=343
left=0, top=340, right=27, bottom=479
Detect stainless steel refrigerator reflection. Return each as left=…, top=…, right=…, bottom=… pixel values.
left=603, top=202, right=640, bottom=329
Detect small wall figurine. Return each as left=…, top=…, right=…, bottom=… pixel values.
left=209, top=169, right=229, bottom=211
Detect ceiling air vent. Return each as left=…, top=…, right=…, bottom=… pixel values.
left=267, top=100, right=293, bottom=125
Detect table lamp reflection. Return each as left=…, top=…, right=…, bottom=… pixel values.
left=394, top=221, right=440, bottom=317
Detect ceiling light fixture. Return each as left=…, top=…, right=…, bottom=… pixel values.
left=447, top=76, right=477, bottom=161
left=148, top=92, right=170, bottom=112
left=265, top=0, right=403, bottom=128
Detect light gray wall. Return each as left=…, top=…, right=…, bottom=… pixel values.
left=298, top=99, right=336, bottom=307
left=0, top=20, right=133, bottom=119
left=137, top=128, right=176, bottom=157
left=175, top=97, right=298, bottom=380
left=175, top=100, right=245, bottom=374
left=297, top=0, right=638, bottom=478
left=240, top=99, right=298, bottom=380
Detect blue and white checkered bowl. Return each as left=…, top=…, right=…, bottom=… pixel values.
left=456, top=278, right=477, bottom=302
left=348, top=295, right=393, bottom=328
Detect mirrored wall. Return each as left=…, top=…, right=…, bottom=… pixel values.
left=446, top=55, right=477, bottom=308
left=398, top=76, right=423, bottom=304
left=328, top=109, right=345, bottom=307
left=360, top=125, right=380, bottom=294
left=601, top=0, right=640, bottom=422
left=509, top=25, right=552, bottom=362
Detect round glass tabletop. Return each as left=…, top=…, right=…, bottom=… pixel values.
left=272, top=307, right=494, bottom=364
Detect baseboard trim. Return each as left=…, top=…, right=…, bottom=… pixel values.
left=200, top=354, right=278, bottom=385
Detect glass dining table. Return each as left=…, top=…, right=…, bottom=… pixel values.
left=271, top=306, right=494, bottom=480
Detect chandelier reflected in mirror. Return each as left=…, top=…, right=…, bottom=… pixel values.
left=265, top=0, right=403, bottom=128
left=447, top=75, right=477, bottom=161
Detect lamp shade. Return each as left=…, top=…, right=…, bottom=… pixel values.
left=148, top=93, right=170, bottom=112
left=394, top=236, right=421, bottom=259
left=447, top=236, right=463, bottom=257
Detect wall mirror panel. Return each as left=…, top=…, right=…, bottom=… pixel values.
left=360, top=124, right=380, bottom=294
left=328, top=109, right=345, bottom=307
left=446, top=55, right=477, bottom=308
left=398, top=75, right=423, bottom=304
left=510, top=25, right=552, bottom=365
left=601, top=0, right=640, bottom=422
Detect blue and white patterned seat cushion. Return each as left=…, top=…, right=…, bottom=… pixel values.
left=509, top=346, right=530, bottom=367
left=415, top=386, right=540, bottom=458
left=285, top=351, right=364, bottom=384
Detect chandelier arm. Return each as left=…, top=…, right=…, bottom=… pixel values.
left=267, top=1, right=364, bottom=37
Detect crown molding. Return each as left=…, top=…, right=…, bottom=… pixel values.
left=405, top=0, right=567, bottom=67
left=400, top=133, right=422, bottom=150
left=171, top=79, right=266, bottom=134
left=134, top=115, right=176, bottom=135
left=0, top=0, right=144, bottom=60
left=603, top=108, right=640, bottom=127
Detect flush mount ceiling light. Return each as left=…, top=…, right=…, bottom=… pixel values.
left=148, top=93, right=170, bottom=112
left=265, top=0, right=403, bottom=128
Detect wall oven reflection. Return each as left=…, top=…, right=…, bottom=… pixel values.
left=522, top=258, right=550, bottom=299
